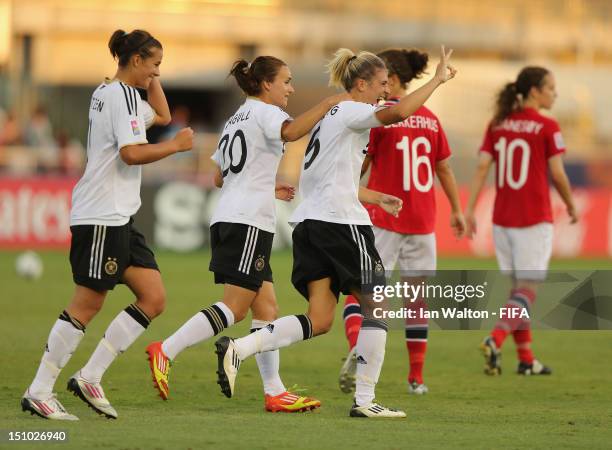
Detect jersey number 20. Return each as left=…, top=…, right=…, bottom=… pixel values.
left=218, top=130, right=247, bottom=177
left=396, top=136, right=433, bottom=192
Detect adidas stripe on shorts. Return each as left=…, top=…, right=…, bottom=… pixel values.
left=209, top=222, right=274, bottom=292
left=69, top=218, right=159, bottom=292
left=291, top=219, right=386, bottom=301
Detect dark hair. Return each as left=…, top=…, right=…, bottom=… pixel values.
left=493, top=66, right=550, bottom=124
left=377, top=48, right=428, bottom=85
left=229, top=56, right=287, bottom=96
left=108, top=29, right=162, bottom=67
left=327, top=48, right=386, bottom=91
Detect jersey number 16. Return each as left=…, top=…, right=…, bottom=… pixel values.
left=396, top=136, right=433, bottom=193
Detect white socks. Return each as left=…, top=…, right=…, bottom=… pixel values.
left=354, top=319, right=388, bottom=407
left=80, top=304, right=150, bottom=383
left=162, top=302, right=234, bottom=361
left=251, top=320, right=286, bottom=396
left=233, top=314, right=313, bottom=361
left=28, top=312, right=85, bottom=399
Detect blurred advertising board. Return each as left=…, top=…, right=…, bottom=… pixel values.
left=1, top=177, right=610, bottom=257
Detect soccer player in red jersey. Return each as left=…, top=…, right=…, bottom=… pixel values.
left=339, top=48, right=465, bottom=395
left=465, top=66, right=578, bottom=376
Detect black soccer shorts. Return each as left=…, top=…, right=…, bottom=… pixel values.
left=291, top=219, right=386, bottom=301
left=69, top=218, right=159, bottom=292
left=209, top=222, right=274, bottom=292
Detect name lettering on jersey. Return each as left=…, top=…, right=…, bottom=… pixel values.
left=384, top=115, right=439, bottom=133
left=493, top=119, right=544, bottom=135
left=224, top=110, right=251, bottom=129
left=90, top=97, right=104, bottom=113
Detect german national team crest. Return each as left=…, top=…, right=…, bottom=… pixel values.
left=130, top=119, right=140, bottom=136
left=105, top=257, right=118, bottom=275
left=254, top=256, right=265, bottom=272
left=374, top=262, right=384, bottom=276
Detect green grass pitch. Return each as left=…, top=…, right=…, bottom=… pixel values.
left=1, top=250, right=611, bottom=449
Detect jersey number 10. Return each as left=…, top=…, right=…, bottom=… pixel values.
left=395, top=136, right=433, bottom=193
left=493, top=137, right=530, bottom=190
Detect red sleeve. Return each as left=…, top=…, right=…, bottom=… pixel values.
left=367, top=127, right=379, bottom=157
left=435, top=122, right=451, bottom=161
left=544, top=119, right=566, bottom=158
left=479, top=124, right=494, bottom=155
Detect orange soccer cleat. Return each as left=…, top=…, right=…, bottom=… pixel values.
left=264, top=390, right=321, bottom=413
left=146, top=341, right=171, bottom=400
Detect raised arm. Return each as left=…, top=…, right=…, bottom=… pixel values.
left=146, top=78, right=172, bottom=126
left=548, top=154, right=578, bottom=223
left=436, top=158, right=466, bottom=238
left=281, top=93, right=350, bottom=142
left=465, top=152, right=493, bottom=238
left=375, top=46, right=457, bottom=126
left=120, top=127, right=193, bottom=165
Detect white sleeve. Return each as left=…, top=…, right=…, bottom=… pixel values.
left=211, top=148, right=222, bottom=166
left=141, top=100, right=156, bottom=130
left=257, top=104, right=291, bottom=143
left=341, top=102, right=382, bottom=131
left=112, top=85, right=148, bottom=150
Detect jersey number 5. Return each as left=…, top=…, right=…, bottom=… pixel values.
left=219, top=130, right=247, bottom=177
left=493, top=137, right=530, bottom=190
left=396, top=136, right=433, bottom=192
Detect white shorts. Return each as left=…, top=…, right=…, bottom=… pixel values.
left=492, top=222, right=553, bottom=281
left=373, top=226, right=436, bottom=278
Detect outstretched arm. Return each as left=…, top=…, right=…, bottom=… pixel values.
left=375, top=46, right=457, bottom=126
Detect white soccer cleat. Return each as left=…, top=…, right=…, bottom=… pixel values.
left=349, top=402, right=406, bottom=418
left=214, top=336, right=241, bottom=398
left=408, top=381, right=429, bottom=395
left=21, top=390, right=79, bottom=421
left=338, top=347, right=357, bottom=394
left=67, top=371, right=117, bottom=419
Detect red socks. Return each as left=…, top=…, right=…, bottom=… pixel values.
left=490, top=288, right=536, bottom=363
left=342, top=295, right=362, bottom=351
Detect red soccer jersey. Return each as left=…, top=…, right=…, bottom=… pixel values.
left=365, top=101, right=451, bottom=234
left=480, top=107, right=566, bottom=227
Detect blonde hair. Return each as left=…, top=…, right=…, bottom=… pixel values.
left=327, top=48, right=386, bottom=91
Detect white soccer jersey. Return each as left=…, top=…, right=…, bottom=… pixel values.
left=290, top=100, right=382, bottom=225
left=210, top=97, right=291, bottom=233
left=71, top=80, right=148, bottom=226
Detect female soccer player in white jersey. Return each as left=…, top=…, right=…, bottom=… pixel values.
left=339, top=48, right=465, bottom=396
left=465, top=66, right=577, bottom=376
left=215, top=46, right=457, bottom=418
left=21, top=29, right=194, bottom=421
left=146, top=56, right=348, bottom=413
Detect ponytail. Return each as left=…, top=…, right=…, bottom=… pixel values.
left=493, top=66, right=550, bottom=124
left=108, top=29, right=162, bottom=67
left=228, top=56, right=286, bottom=96
left=327, top=48, right=386, bottom=91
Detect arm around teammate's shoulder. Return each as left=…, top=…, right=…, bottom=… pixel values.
left=120, top=127, right=194, bottom=165
left=281, top=92, right=350, bottom=142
